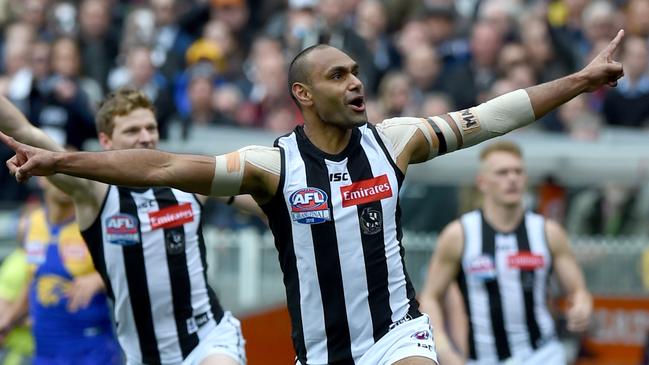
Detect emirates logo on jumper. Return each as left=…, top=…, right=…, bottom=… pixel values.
left=149, top=203, right=194, bottom=230
left=340, top=174, right=393, bottom=207
left=508, top=252, right=545, bottom=270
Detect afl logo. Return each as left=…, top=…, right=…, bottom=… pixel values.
left=105, top=214, right=140, bottom=245
left=290, top=187, right=331, bottom=224
left=468, top=254, right=497, bottom=280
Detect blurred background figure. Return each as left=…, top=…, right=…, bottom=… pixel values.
left=377, top=71, right=416, bottom=118
left=109, top=45, right=174, bottom=138
left=602, top=36, right=649, bottom=128
left=566, top=183, right=646, bottom=237
left=0, top=239, right=33, bottom=365
left=149, top=0, right=193, bottom=84
left=354, top=0, right=400, bottom=93
left=444, top=20, right=503, bottom=109
left=78, top=0, right=119, bottom=94
left=403, top=45, right=445, bottom=108
left=0, top=178, right=121, bottom=365
left=36, top=37, right=97, bottom=149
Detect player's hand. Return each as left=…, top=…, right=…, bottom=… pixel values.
left=579, top=29, right=625, bottom=92
left=0, top=132, right=59, bottom=182
left=66, top=273, right=105, bottom=313
left=566, top=290, right=593, bottom=332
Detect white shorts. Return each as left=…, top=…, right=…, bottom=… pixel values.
left=297, top=314, right=438, bottom=365
left=183, top=311, right=246, bottom=365
left=467, top=340, right=565, bottom=365
left=126, top=311, right=246, bottom=365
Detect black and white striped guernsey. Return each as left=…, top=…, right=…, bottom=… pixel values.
left=81, top=186, right=224, bottom=365
left=456, top=210, right=556, bottom=363
left=261, top=124, right=420, bottom=365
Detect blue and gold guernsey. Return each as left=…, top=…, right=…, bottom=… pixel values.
left=24, top=207, right=120, bottom=363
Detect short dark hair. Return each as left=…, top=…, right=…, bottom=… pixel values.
left=287, top=44, right=331, bottom=106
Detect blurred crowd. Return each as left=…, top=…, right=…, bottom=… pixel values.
left=2, top=0, right=649, bottom=143
left=0, top=0, right=648, bottom=233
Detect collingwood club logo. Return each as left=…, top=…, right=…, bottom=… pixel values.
left=360, top=207, right=382, bottom=235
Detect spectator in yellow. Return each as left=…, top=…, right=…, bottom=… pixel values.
left=0, top=244, right=34, bottom=365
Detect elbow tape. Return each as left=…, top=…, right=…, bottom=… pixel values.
left=211, top=152, right=244, bottom=196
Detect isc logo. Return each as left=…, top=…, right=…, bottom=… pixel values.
left=329, top=172, right=349, bottom=182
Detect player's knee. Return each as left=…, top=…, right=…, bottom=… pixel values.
left=198, top=353, right=242, bottom=365
left=391, top=356, right=438, bottom=365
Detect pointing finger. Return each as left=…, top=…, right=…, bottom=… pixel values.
left=0, top=132, right=20, bottom=152
left=603, top=29, right=625, bottom=62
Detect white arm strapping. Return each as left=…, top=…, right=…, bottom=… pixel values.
left=376, top=90, right=535, bottom=163
left=447, top=89, right=535, bottom=148
left=239, top=145, right=281, bottom=176
left=375, top=117, right=433, bottom=160
left=210, top=146, right=281, bottom=196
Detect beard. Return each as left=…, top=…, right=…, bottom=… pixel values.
left=314, top=103, right=368, bottom=129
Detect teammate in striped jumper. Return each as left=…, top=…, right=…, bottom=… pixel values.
left=0, top=90, right=249, bottom=365
left=2, top=30, right=625, bottom=365
left=419, top=141, right=592, bottom=365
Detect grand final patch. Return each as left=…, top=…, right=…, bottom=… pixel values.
left=468, top=254, right=497, bottom=280
left=290, top=187, right=331, bottom=224
left=105, top=214, right=140, bottom=245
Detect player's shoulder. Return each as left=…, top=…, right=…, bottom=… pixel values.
left=544, top=218, right=570, bottom=251
left=544, top=218, right=568, bottom=237
left=436, top=219, right=464, bottom=259
left=238, top=145, right=281, bottom=177
left=238, top=145, right=280, bottom=154
left=375, top=117, right=425, bottom=130
left=440, top=219, right=464, bottom=240
left=374, top=117, right=427, bottom=154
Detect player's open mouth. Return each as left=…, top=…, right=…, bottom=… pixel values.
left=347, top=96, right=365, bottom=112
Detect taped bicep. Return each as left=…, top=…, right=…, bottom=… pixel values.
left=210, top=146, right=280, bottom=196
left=375, top=117, right=433, bottom=162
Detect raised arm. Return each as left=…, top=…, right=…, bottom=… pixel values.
left=0, top=96, right=64, bottom=153
left=6, top=143, right=216, bottom=193
left=546, top=219, right=593, bottom=332
left=1, top=134, right=275, bottom=201
left=0, top=96, right=103, bottom=224
left=418, top=220, right=466, bottom=365
left=388, top=30, right=625, bottom=167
